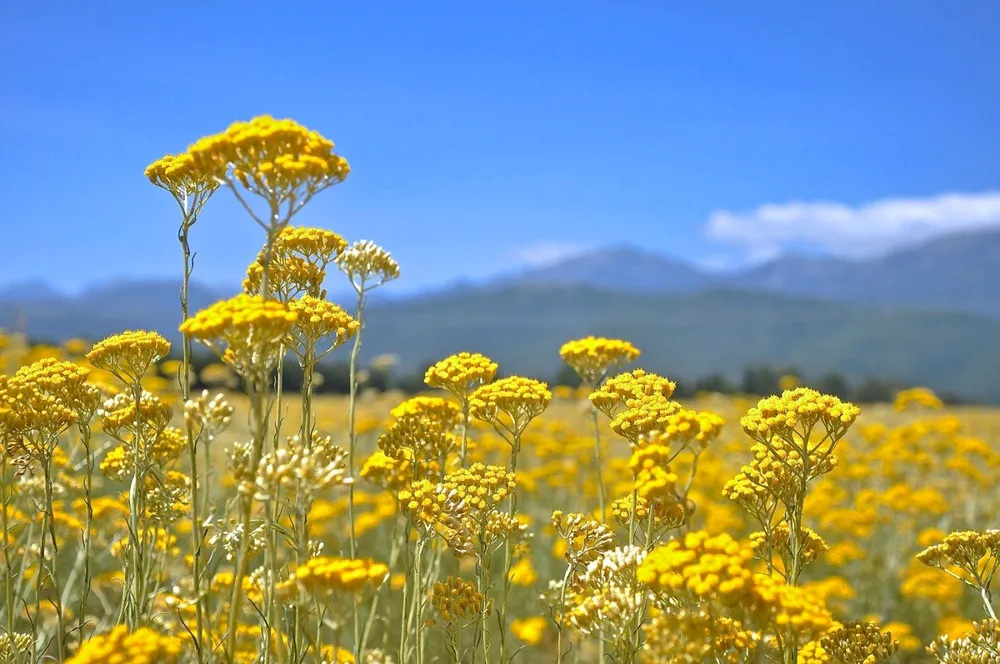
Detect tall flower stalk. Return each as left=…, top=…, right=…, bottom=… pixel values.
left=336, top=240, right=399, bottom=657
left=145, top=151, right=217, bottom=660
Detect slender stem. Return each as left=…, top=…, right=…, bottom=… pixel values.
left=589, top=406, right=605, bottom=522
left=179, top=220, right=207, bottom=664
left=347, top=288, right=365, bottom=658
left=2, top=449, right=15, bottom=636
left=42, top=452, right=65, bottom=662
left=78, top=425, right=94, bottom=647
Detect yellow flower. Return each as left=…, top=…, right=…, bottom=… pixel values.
left=293, top=556, right=389, bottom=596
left=559, top=336, right=640, bottom=385
left=508, top=558, right=538, bottom=586
left=470, top=376, right=552, bottom=438
left=424, top=352, right=499, bottom=400
left=187, top=115, right=349, bottom=207
left=67, top=626, right=184, bottom=664
left=181, top=294, right=297, bottom=371
left=86, top=330, right=170, bottom=385
left=511, top=616, right=548, bottom=646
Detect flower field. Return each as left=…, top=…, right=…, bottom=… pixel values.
left=2, top=116, right=1000, bottom=664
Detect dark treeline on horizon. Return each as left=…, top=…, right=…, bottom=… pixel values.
left=172, top=351, right=973, bottom=406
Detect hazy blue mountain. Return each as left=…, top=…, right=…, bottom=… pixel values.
left=497, top=245, right=711, bottom=292
left=3, top=228, right=1000, bottom=401
left=357, top=285, right=1000, bottom=402
left=733, top=229, right=1000, bottom=317
left=491, top=228, right=1000, bottom=318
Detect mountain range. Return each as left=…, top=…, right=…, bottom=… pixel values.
left=1, top=228, right=998, bottom=400
left=498, top=227, right=1000, bottom=318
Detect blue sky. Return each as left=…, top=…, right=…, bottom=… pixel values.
left=1, top=1, right=999, bottom=294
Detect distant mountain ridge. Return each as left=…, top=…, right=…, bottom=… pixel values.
left=3, top=227, right=1000, bottom=401
left=499, top=228, right=1000, bottom=317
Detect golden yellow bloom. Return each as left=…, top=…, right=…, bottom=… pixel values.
left=508, top=557, right=538, bottom=587
left=396, top=480, right=474, bottom=555
left=424, top=352, right=498, bottom=398
left=590, top=368, right=676, bottom=418
left=741, top=387, right=861, bottom=444
left=288, top=295, right=359, bottom=350
left=180, top=294, right=297, bottom=370
left=1, top=358, right=93, bottom=450
left=917, top=529, right=1000, bottom=591
left=66, top=626, right=184, bottom=664
left=320, top=645, right=355, bottom=664
left=187, top=115, right=349, bottom=208
left=293, top=556, right=389, bottom=596
left=893, top=386, right=943, bottom=411
left=638, top=531, right=756, bottom=604
left=512, top=616, right=547, bottom=646
left=243, top=225, right=348, bottom=299
left=444, top=463, right=516, bottom=518
left=559, top=336, right=640, bottom=385
left=86, top=330, right=170, bottom=385
left=470, top=376, right=551, bottom=439
left=390, top=396, right=462, bottom=429
left=145, top=151, right=217, bottom=196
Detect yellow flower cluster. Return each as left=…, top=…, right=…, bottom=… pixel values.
left=443, top=463, right=516, bottom=516
left=361, top=450, right=414, bottom=491
left=397, top=480, right=474, bottom=555
left=86, top=330, right=170, bottom=385
left=629, top=442, right=680, bottom=504
left=638, top=531, right=755, bottom=603
left=99, top=391, right=173, bottom=444
left=66, top=626, right=184, bottom=664
left=589, top=368, right=676, bottom=418
left=559, top=336, right=640, bottom=385
left=188, top=115, right=350, bottom=201
left=741, top=387, right=861, bottom=444
left=243, top=226, right=348, bottom=299
left=180, top=293, right=297, bottom=369
left=293, top=556, right=389, bottom=596
left=917, top=529, right=1000, bottom=586
left=288, top=295, right=359, bottom=346
left=893, top=386, right=944, bottom=412
left=145, top=152, right=217, bottom=198
left=424, top=352, right=498, bottom=397
left=378, top=408, right=455, bottom=467
left=470, top=376, right=552, bottom=437
left=820, top=621, right=899, bottom=664
left=0, top=358, right=91, bottom=443
left=430, top=576, right=490, bottom=624
left=389, top=396, right=461, bottom=429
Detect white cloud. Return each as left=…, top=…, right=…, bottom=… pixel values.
left=705, top=191, right=1000, bottom=258
left=511, top=241, right=594, bottom=267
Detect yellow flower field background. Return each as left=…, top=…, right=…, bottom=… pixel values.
left=2, top=116, right=999, bottom=664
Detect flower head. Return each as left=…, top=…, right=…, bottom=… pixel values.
left=424, top=352, right=498, bottom=399
left=66, top=626, right=184, bottom=664
left=86, top=331, right=170, bottom=386
left=337, top=240, right=400, bottom=292
left=559, top=336, right=640, bottom=385
left=187, top=116, right=349, bottom=216
left=470, top=376, right=551, bottom=440
left=180, top=294, right=297, bottom=372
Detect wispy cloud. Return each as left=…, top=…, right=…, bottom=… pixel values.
left=511, top=241, right=594, bottom=267
left=705, top=191, right=1000, bottom=259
